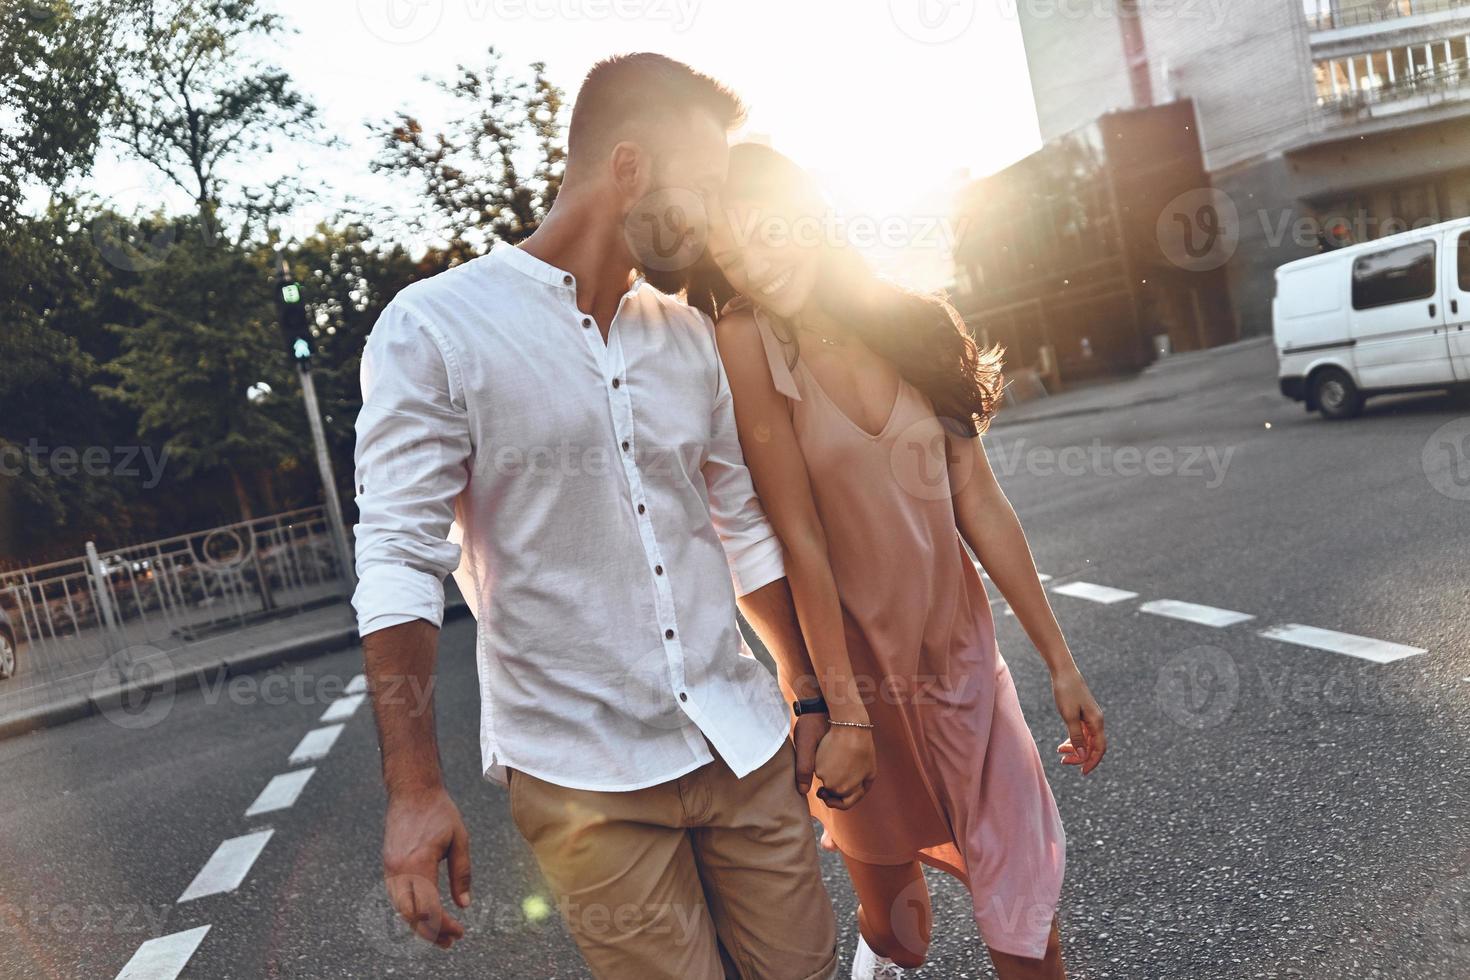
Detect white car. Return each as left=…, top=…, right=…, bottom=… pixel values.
left=1273, top=215, right=1470, bottom=419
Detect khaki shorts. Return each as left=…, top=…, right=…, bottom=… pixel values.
left=509, top=741, right=838, bottom=980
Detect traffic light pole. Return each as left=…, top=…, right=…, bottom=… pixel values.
left=297, top=363, right=357, bottom=595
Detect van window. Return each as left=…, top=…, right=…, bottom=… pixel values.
left=1459, top=232, right=1470, bottom=291
left=1351, top=240, right=1436, bottom=310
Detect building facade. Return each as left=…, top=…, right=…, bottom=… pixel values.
left=1006, top=0, right=1470, bottom=339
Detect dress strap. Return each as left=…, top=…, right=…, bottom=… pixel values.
left=722, top=295, right=803, bottom=402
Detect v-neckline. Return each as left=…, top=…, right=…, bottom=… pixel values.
left=797, top=359, right=904, bottom=441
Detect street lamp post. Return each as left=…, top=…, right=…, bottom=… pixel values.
left=275, top=257, right=357, bottom=595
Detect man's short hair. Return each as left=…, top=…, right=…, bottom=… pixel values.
left=567, top=53, right=745, bottom=168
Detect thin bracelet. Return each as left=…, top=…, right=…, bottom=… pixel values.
left=828, top=719, right=875, bottom=730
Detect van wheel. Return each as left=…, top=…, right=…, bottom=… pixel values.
left=1312, top=368, right=1363, bottom=420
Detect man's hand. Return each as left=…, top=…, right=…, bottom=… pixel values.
left=813, top=726, right=877, bottom=811
left=382, top=785, right=473, bottom=948
left=791, top=712, right=829, bottom=795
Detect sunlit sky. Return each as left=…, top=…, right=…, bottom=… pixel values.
left=89, top=0, right=1045, bottom=289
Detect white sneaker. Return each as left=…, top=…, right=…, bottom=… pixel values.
left=850, top=933, right=904, bottom=979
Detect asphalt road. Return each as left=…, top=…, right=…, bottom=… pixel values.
left=2, top=340, right=1467, bottom=979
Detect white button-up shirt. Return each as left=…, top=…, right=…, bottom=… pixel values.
left=351, top=244, right=790, bottom=791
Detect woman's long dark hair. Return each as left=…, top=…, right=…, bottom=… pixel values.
left=688, top=143, right=1004, bottom=435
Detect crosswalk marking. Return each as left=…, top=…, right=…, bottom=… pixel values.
left=972, top=559, right=1051, bottom=584
left=1051, top=581, right=1138, bottom=604
left=115, top=925, right=211, bottom=980
left=244, top=768, right=316, bottom=818
left=1259, top=624, right=1427, bottom=664
left=320, top=693, right=366, bottom=723
left=1140, top=599, right=1254, bottom=628
left=178, top=830, right=274, bottom=903
left=345, top=673, right=367, bottom=695
left=288, top=724, right=345, bottom=765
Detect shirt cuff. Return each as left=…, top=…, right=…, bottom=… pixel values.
left=727, top=533, right=786, bottom=598
left=353, top=563, right=447, bottom=637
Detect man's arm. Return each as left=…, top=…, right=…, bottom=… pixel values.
left=736, top=579, right=826, bottom=795
left=353, top=304, right=474, bottom=947
left=364, top=621, right=472, bottom=948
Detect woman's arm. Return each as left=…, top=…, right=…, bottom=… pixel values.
left=715, top=310, right=876, bottom=809
left=947, top=429, right=1109, bottom=775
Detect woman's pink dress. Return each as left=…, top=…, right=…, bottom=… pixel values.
left=747, top=304, right=1066, bottom=959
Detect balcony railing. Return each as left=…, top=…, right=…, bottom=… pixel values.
left=1318, top=53, right=1470, bottom=117
left=1306, top=0, right=1470, bottom=31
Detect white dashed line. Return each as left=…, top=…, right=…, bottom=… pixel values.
left=345, top=673, right=367, bottom=695
left=1051, top=581, right=1139, bottom=605
left=115, top=925, right=211, bottom=980
left=244, top=768, right=316, bottom=818
left=1140, top=599, right=1255, bottom=628
left=178, top=830, right=274, bottom=903
left=1259, top=624, right=1427, bottom=664
left=972, top=560, right=1051, bottom=584
left=320, top=693, right=366, bottom=723
left=288, top=724, right=345, bottom=765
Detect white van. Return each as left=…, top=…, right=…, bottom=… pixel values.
left=1273, top=215, right=1470, bottom=419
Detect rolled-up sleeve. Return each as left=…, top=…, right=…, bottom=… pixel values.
left=351, top=302, right=472, bottom=636
left=703, top=335, right=786, bottom=597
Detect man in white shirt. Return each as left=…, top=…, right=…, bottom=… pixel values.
left=352, top=53, right=841, bottom=979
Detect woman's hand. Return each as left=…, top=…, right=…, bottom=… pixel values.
left=1052, top=665, right=1107, bottom=775
left=813, top=724, right=878, bottom=810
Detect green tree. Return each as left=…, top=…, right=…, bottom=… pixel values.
left=99, top=223, right=301, bottom=521
left=372, top=48, right=566, bottom=264
left=108, top=0, right=322, bottom=234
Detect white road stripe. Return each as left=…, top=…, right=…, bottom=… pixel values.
left=973, top=560, right=1050, bottom=583
left=1140, top=599, right=1254, bottom=628
left=115, top=925, right=211, bottom=980
left=320, top=693, right=366, bottom=723
left=288, top=724, right=345, bottom=765
left=1051, top=581, right=1138, bottom=604
left=244, top=768, right=316, bottom=818
left=1259, top=624, right=1427, bottom=664
left=178, top=830, right=274, bottom=903
left=345, top=673, right=367, bottom=695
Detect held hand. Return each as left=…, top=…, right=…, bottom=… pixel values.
left=382, top=785, right=473, bottom=948
left=791, top=712, right=829, bottom=796
left=813, top=725, right=877, bottom=810
left=1052, top=665, right=1107, bottom=776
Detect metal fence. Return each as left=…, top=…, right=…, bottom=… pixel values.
left=1306, top=0, right=1469, bottom=31
left=0, top=507, right=349, bottom=699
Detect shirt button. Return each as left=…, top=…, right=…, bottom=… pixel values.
left=622, top=440, right=630, bottom=452
left=581, top=317, right=591, bottom=329
left=612, top=378, right=622, bottom=389
left=637, top=503, right=646, bottom=514
left=665, top=629, right=675, bottom=640
left=654, top=564, right=664, bottom=575
left=679, top=692, right=688, bottom=702
left=563, top=274, right=573, bottom=286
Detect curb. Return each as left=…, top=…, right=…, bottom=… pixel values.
left=0, top=601, right=473, bottom=742
left=991, top=391, right=1185, bottom=428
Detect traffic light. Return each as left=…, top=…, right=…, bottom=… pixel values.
left=275, top=268, right=313, bottom=366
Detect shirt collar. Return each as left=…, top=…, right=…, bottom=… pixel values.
left=490, top=242, right=648, bottom=297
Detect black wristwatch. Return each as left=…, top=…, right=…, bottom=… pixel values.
left=792, top=695, right=829, bottom=717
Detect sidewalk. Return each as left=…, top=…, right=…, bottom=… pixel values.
left=0, top=585, right=471, bottom=741
left=991, top=335, right=1276, bottom=428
